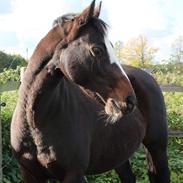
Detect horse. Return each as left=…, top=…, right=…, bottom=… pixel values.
left=11, top=1, right=170, bottom=182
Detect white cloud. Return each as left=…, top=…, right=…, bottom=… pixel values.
left=0, top=0, right=74, bottom=57
left=104, top=0, right=166, bottom=42
left=102, top=0, right=183, bottom=62
left=0, top=0, right=183, bottom=62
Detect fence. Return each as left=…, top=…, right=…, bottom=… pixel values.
left=160, top=85, right=183, bottom=137
left=0, top=81, right=183, bottom=180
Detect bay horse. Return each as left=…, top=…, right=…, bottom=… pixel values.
left=11, top=1, right=170, bottom=182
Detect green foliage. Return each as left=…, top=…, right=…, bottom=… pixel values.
left=164, top=93, right=183, bottom=129
left=87, top=171, right=119, bottom=183
left=0, top=67, right=21, bottom=84
left=0, top=50, right=27, bottom=72
left=152, top=63, right=183, bottom=86
left=152, top=63, right=183, bottom=74
left=115, top=35, right=158, bottom=67
left=152, top=63, right=183, bottom=131
left=1, top=91, right=21, bottom=183
left=154, top=72, right=183, bottom=86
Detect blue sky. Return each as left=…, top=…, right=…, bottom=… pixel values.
left=0, top=0, right=183, bottom=62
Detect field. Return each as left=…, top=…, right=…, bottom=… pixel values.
left=1, top=64, right=183, bottom=183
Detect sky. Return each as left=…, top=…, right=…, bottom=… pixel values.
left=0, top=0, right=183, bottom=63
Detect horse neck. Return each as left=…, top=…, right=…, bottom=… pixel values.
left=19, top=63, right=103, bottom=129
left=19, top=67, right=62, bottom=127
left=34, top=75, right=102, bottom=126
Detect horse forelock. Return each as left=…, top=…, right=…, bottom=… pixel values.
left=85, top=18, right=129, bottom=81
left=91, top=18, right=107, bottom=37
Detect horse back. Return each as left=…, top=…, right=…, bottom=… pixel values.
left=123, top=65, right=168, bottom=146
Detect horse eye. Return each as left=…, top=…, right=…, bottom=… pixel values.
left=90, top=46, right=103, bottom=57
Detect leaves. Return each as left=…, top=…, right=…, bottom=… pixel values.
left=0, top=50, right=27, bottom=72
left=152, top=63, right=183, bottom=86
left=0, top=67, right=20, bottom=84
left=115, top=35, right=158, bottom=67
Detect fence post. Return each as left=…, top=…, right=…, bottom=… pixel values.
left=0, top=95, right=2, bottom=180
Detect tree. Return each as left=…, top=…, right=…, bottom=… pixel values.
left=0, top=51, right=27, bottom=72
left=114, top=41, right=124, bottom=61
left=170, top=36, right=183, bottom=63
left=115, top=35, right=158, bottom=67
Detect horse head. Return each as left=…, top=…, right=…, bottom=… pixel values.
left=46, top=0, right=137, bottom=124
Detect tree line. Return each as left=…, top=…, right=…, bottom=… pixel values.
left=115, top=35, right=183, bottom=67
left=0, top=35, right=183, bottom=73
left=0, top=51, right=26, bottom=72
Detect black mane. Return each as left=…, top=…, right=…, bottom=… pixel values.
left=91, top=18, right=108, bottom=37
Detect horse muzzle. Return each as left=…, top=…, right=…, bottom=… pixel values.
left=105, top=94, right=137, bottom=124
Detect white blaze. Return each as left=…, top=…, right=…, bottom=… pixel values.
left=104, top=35, right=129, bottom=80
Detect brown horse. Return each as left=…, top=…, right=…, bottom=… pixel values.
left=11, top=1, right=170, bottom=183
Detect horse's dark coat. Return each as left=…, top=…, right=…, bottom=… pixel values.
left=11, top=1, right=170, bottom=182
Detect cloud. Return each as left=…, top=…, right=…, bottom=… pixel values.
left=0, top=0, right=12, bottom=14
left=104, top=0, right=166, bottom=41
left=103, top=0, right=183, bottom=61
left=0, top=0, right=183, bottom=62
left=0, top=0, right=77, bottom=57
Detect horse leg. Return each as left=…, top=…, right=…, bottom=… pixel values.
left=115, top=160, right=136, bottom=183
left=20, top=165, right=48, bottom=183
left=62, top=170, right=85, bottom=183
left=144, top=144, right=170, bottom=183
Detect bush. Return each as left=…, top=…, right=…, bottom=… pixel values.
left=0, top=67, right=21, bottom=84
left=1, top=91, right=21, bottom=183
left=0, top=50, right=26, bottom=72
left=164, top=93, right=183, bottom=129
left=152, top=63, right=183, bottom=86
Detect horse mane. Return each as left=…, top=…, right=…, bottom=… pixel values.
left=18, top=15, right=76, bottom=127
left=91, top=18, right=108, bottom=37
left=53, top=13, right=108, bottom=43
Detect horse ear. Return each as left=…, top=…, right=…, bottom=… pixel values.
left=77, top=0, right=96, bottom=27
left=94, top=1, right=102, bottom=18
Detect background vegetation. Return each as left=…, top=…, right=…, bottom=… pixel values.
left=0, top=51, right=26, bottom=73
left=0, top=35, right=183, bottom=183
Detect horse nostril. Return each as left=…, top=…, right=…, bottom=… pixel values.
left=125, top=95, right=137, bottom=114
